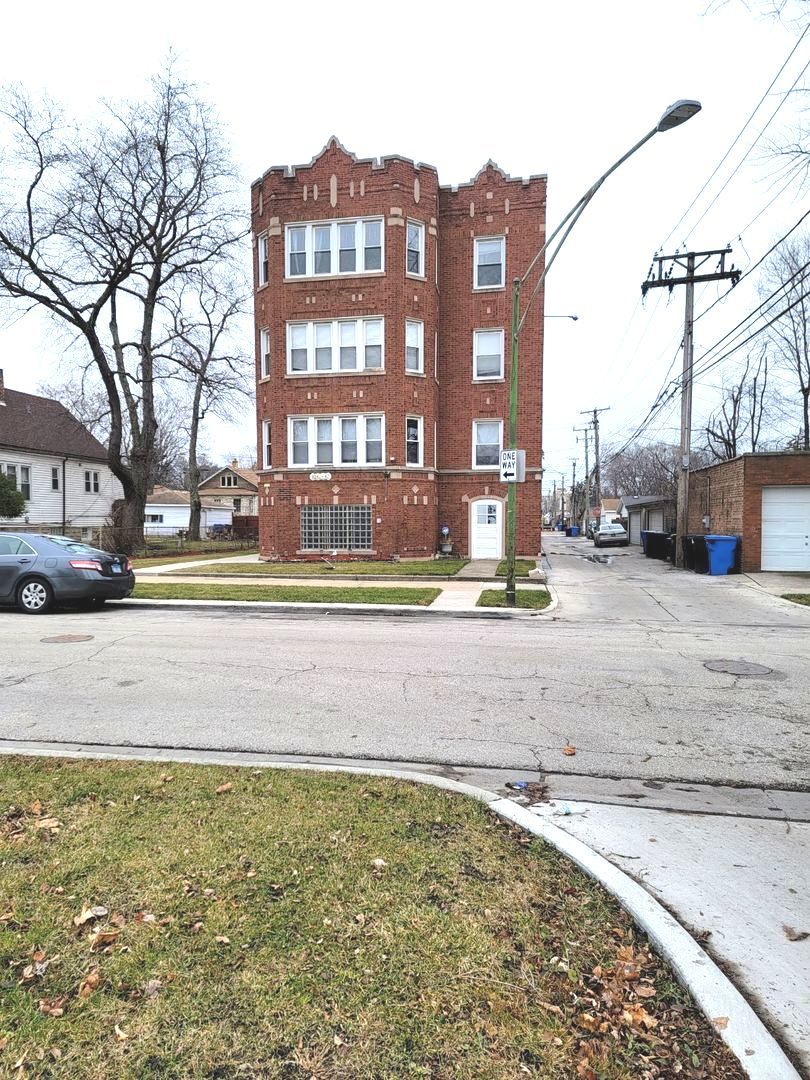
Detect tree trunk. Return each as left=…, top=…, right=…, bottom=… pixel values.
left=187, top=379, right=204, bottom=542
left=803, top=387, right=810, bottom=451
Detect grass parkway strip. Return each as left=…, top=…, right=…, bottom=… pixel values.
left=0, top=758, right=744, bottom=1079
left=477, top=588, right=552, bottom=610
left=167, top=558, right=469, bottom=578
left=783, top=593, right=810, bottom=607
left=132, top=582, right=441, bottom=606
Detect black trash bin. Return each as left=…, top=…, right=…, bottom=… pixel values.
left=645, top=531, right=669, bottom=560
left=683, top=534, right=708, bottom=573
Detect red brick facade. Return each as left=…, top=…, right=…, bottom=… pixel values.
left=687, top=452, right=810, bottom=571
left=251, top=139, right=545, bottom=560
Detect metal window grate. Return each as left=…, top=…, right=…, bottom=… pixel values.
left=300, top=505, right=372, bottom=551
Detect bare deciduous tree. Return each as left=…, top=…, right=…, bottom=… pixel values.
left=764, top=234, right=810, bottom=448
left=704, top=347, right=770, bottom=460
left=0, top=64, right=243, bottom=550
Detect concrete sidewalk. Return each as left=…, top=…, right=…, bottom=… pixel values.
left=528, top=795, right=810, bottom=1074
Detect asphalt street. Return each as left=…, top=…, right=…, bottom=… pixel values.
left=1, top=537, right=808, bottom=789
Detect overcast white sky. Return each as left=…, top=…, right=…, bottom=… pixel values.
left=2, top=0, right=808, bottom=489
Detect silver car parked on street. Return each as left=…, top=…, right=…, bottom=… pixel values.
left=0, top=534, right=134, bottom=614
left=593, top=523, right=629, bottom=548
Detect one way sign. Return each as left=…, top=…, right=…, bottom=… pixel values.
left=499, top=449, right=526, bottom=483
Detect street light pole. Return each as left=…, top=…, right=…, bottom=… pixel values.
left=503, top=99, right=701, bottom=606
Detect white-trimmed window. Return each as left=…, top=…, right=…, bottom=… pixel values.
left=406, top=220, right=425, bottom=276
left=257, top=234, right=269, bottom=286
left=406, top=416, right=423, bottom=466
left=474, top=329, right=505, bottom=380
left=260, top=328, right=271, bottom=378
left=84, top=470, right=100, bottom=493
left=473, top=420, right=502, bottom=468
left=287, top=414, right=385, bottom=468
left=146, top=514, right=164, bottom=524
left=262, top=420, right=272, bottom=469
left=51, top=466, right=61, bottom=492
left=285, top=218, right=384, bottom=278
left=286, top=318, right=384, bottom=375
left=1, top=463, right=31, bottom=500
left=220, top=474, right=238, bottom=487
left=474, top=236, right=505, bottom=289
left=405, top=319, right=424, bottom=374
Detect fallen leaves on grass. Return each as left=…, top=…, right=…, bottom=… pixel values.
left=73, top=904, right=108, bottom=927
left=78, top=968, right=102, bottom=999
left=38, top=997, right=66, bottom=1018
left=215, top=935, right=230, bottom=945
left=215, top=782, right=233, bottom=795
left=89, top=929, right=119, bottom=953
left=134, top=911, right=156, bottom=925
left=114, top=1023, right=130, bottom=1042
left=30, top=799, right=43, bottom=815
left=143, top=979, right=162, bottom=1000
left=34, top=817, right=61, bottom=834
left=21, top=950, right=57, bottom=983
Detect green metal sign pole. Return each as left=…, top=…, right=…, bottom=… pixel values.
left=505, top=277, right=521, bottom=607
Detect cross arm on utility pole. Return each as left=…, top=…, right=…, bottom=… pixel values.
left=642, top=248, right=741, bottom=296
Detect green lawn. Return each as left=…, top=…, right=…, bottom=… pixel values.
left=477, top=588, right=551, bottom=610
left=172, top=558, right=468, bottom=578
left=132, top=582, right=440, bottom=606
left=495, top=559, right=538, bottom=578
left=0, top=758, right=743, bottom=1080
left=132, top=550, right=259, bottom=570
left=783, top=593, right=810, bottom=606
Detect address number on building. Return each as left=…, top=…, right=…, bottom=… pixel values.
left=308, top=472, right=332, bottom=481
left=499, top=450, right=526, bottom=483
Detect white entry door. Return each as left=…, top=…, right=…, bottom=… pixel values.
left=471, top=500, right=503, bottom=558
left=761, top=486, right=810, bottom=571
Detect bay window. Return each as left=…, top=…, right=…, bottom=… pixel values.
left=287, top=414, right=385, bottom=468
left=406, top=416, right=423, bottom=466
left=406, top=220, right=424, bottom=276
left=285, top=217, right=384, bottom=277
left=406, top=319, right=423, bottom=373
left=287, top=317, right=384, bottom=375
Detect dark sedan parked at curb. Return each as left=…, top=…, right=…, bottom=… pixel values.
left=0, top=534, right=134, bottom=614
left=593, top=523, right=630, bottom=548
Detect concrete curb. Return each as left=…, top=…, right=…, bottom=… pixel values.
left=113, top=597, right=550, bottom=620
left=0, top=741, right=796, bottom=1078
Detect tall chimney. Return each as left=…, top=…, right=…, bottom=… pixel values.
left=231, top=458, right=238, bottom=469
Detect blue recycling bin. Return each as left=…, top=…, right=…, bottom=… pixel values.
left=705, top=535, right=738, bottom=576
left=570, top=525, right=580, bottom=537
left=640, top=530, right=650, bottom=554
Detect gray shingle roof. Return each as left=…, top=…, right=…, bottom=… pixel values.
left=0, top=387, right=108, bottom=462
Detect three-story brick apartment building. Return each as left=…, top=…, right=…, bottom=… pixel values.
left=251, top=138, right=545, bottom=561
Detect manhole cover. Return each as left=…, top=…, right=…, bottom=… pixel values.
left=704, top=659, right=772, bottom=676
left=40, top=634, right=95, bottom=644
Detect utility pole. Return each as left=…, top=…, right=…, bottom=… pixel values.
left=580, top=407, right=610, bottom=509
left=560, top=473, right=566, bottom=527
left=571, top=459, right=577, bottom=529
left=574, top=425, right=591, bottom=529
left=642, top=247, right=740, bottom=566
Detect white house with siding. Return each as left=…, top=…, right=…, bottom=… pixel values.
left=0, top=371, right=122, bottom=537
left=145, top=487, right=233, bottom=535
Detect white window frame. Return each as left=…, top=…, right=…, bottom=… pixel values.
left=146, top=514, right=164, bottom=524
left=405, top=415, right=423, bottom=467
left=284, top=217, right=385, bottom=279
left=51, top=466, right=61, bottom=492
left=406, top=219, right=425, bottom=277
left=473, top=235, right=506, bottom=290
left=286, top=317, right=385, bottom=375
left=472, top=419, right=503, bottom=470
left=257, top=234, right=269, bottom=286
left=84, top=470, right=100, bottom=494
left=473, top=328, right=505, bottom=381
left=260, top=328, right=271, bottom=378
left=286, top=414, right=386, bottom=469
left=405, top=319, right=424, bottom=374
left=262, top=420, right=272, bottom=469
left=220, top=474, right=238, bottom=488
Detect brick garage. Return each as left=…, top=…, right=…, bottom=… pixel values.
left=687, top=452, right=810, bottom=572
left=251, top=139, right=545, bottom=561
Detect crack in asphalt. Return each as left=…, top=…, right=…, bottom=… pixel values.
left=0, top=635, right=135, bottom=688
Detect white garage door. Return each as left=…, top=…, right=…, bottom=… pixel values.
left=629, top=511, right=642, bottom=545
left=648, top=509, right=664, bottom=532
left=471, top=500, right=503, bottom=558
left=761, top=486, right=810, bottom=571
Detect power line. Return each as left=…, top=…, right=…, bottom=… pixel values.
left=658, top=24, right=809, bottom=252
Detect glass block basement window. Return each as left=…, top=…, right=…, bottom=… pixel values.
left=300, top=505, right=373, bottom=551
